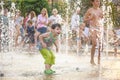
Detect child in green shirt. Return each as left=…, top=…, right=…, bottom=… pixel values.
left=39, top=23, right=61, bottom=74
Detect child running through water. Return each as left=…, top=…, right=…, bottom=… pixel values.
left=21, top=20, right=35, bottom=51
left=39, top=23, right=61, bottom=75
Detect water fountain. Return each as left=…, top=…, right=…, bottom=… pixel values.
left=0, top=0, right=5, bottom=77
left=0, top=1, right=16, bottom=77
left=0, top=1, right=4, bottom=15
left=9, top=2, right=16, bottom=52
left=102, top=0, right=113, bottom=57
left=0, top=1, right=17, bottom=53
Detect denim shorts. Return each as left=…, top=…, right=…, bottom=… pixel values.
left=37, top=27, right=47, bottom=34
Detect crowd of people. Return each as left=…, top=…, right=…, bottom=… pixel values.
left=12, top=8, right=63, bottom=51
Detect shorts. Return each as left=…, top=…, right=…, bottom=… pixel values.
left=37, top=27, right=47, bottom=34
left=20, top=27, right=25, bottom=40
left=40, top=48, right=55, bottom=65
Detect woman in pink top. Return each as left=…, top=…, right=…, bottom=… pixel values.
left=34, top=8, right=48, bottom=45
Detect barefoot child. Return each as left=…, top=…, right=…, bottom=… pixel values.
left=26, top=20, right=35, bottom=50
left=21, top=20, right=35, bottom=50
left=84, top=0, right=103, bottom=65
left=78, top=23, right=86, bottom=49
left=39, top=23, right=61, bottom=74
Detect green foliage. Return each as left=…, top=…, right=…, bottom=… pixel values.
left=3, top=0, right=50, bottom=16
left=16, top=0, right=50, bottom=16
left=3, top=0, right=67, bottom=19
left=51, top=1, right=67, bottom=19
left=68, top=0, right=92, bottom=17
left=80, top=0, right=92, bottom=16
left=111, top=2, right=120, bottom=27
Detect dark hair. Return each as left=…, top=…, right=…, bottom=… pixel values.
left=91, top=0, right=95, bottom=2
left=51, top=23, right=61, bottom=29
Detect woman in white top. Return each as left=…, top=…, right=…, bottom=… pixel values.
left=49, top=8, right=63, bottom=26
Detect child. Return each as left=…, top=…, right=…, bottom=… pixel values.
left=39, top=23, right=61, bottom=74
left=109, top=30, right=119, bottom=57
left=24, top=20, right=35, bottom=50
left=78, top=23, right=86, bottom=50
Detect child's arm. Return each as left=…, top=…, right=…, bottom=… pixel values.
left=54, top=39, right=59, bottom=52
left=39, top=32, right=50, bottom=48
left=84, top=8, right=93, bottom=22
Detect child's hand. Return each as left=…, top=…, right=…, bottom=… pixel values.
left=42, top=42, right=47, bottom=48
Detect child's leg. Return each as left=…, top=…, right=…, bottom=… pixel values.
left=114, top=47, right=117, bottom=57
left=40, top=48, right=54, bottom=70
left=29, top=43, right=32, bottom=50
left=114, top=43, right=118, bottom=57
left=40, top=48, right=56, bottom=74
left=34, top=31, right=40, bottom=45
left=15, top=28, right=20, bottom=46
left=49, top=50, right=55, bottom=67
left=98, top=44, right=101, bottom=64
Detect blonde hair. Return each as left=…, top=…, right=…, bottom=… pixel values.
left=41, top=8, right=48, bottom=18
left=30, top=11, right=36, bottom=18
left=52, top=8, right=58, bottom=14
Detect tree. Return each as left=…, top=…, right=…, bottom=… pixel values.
left=3, top=0, right=49, bottom=16
left=111, top=0, right=120, bottom=27
left=51, top=1, right=67, bottom=19
left=3, top=0, right=67, bottom=19
left=16, top=0, right=50, bottom=16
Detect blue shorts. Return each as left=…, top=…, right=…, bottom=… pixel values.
left=20, top=27, right=25, bottom=40
left=37, top=27, right=47, bottom=34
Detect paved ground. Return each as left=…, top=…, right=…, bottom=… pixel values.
left=0, top=48, right=120, bottom=80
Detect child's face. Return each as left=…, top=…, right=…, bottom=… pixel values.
left=92, top=0, right=100, bottom=7
left=28, top=23, right=32, bottom=26
left=53, top=11, right=57, bottom=15
left=80, top=24, right=85, bottom=30
left=53, top=27, right=61, bottom=36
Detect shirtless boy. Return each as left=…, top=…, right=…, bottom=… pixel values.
left=84, top=0, right=103, bottom=65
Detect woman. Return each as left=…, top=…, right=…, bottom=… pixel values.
left=49, top=8, right=63, bottom=26
left=34, top=8, right=48, bottom=45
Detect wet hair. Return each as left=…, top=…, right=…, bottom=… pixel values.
left=51, top=23, right=61, bottom=29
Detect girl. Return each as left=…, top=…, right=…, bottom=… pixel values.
left=29, top=11, right=37, bottom=27
left=21, top=20, right=35, bottom=50
left=39, top=23, right=61, bottom=75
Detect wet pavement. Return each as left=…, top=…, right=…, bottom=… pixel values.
left=0, top=50, right=120, bottom=80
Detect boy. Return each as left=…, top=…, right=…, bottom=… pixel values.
left=39, top=23, right=61, bottom=74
